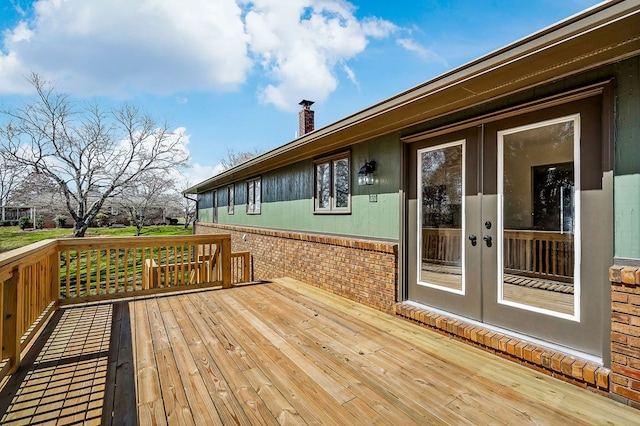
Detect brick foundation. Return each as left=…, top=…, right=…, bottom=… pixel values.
left=609, top=265, right=640, bottom=408
left=195, top=222, right=398, bottom=314
left=395, top=302, right=610, bottom=394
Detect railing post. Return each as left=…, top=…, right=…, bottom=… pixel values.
left=50, top=248, right=60, bottom=307
left=221, top=236, right=231, bottom=289
left=3, top=266, right=22, bottom=374
left=244, top=253, right=251, bottom=283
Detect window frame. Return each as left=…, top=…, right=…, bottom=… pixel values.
left=227, top=185, right=235, bottom=215
left=246, top=177, right=262, bottom=215
left=313, top=152, right=351, bottom=214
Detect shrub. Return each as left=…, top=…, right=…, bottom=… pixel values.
left=95, top=213, right=109, bottom=227
left=35, top=215, right=45, bottom=229
left=18, top=216, right=33, bottom=230
left=54, top=214, right=67, bottom=228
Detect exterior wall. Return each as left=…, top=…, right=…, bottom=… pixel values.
left=192, top=56, right=640, bottom=408
left=196, top=222, right=398, bottom=314
left=197, top=136, right=401, bottom=240
left=609, top=266, right=640, bottom=408
left=614, top=56, right=640, bottom=259
left=609, top=56, right=640, bottom=408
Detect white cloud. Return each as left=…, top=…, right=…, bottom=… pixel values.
left=0, top=0, right=398, bottom=109
left=244, top=0, right=397, bottom=110
left=181, top=162, right=226, bottom=186
left=342, top=63, right=358, bottom=87
left=0, top=0, right=251, bottom=96
left=396, top=38, right=448, bottom=67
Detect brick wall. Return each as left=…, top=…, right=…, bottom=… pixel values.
left=609, top=265, right=640, bottom=408
left=195, top=222, right=398, bottom=314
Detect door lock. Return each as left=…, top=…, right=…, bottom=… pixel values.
left=483, top=235, right=493, bottom=247
left=468, top=235, right=477, bottom=246
left=484, top=221, right=492, bottom=229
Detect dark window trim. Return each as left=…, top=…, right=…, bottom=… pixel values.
left=246, top=177, right=262, bottom=215
left=313, top=151, right=351, bottom=215
left=227, top=185, right=235, bottom=215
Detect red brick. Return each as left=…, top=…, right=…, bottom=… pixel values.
left=611, top=383, right=640, bottom=402
left=622, top=267, right=639, bottom=285
left=551, top=353, right=565, bottom=371
left=612, top=291, right=629, bottom=303
left=612, top=364, right=640, bottom=381
left=515, top=342, right=527, bottom=358
left=532, top=348, right=545, bottom=366
left=610, top=265, right=623, bottom=283
left=595, top=368, right=609, bottom=390
left=490, top=334, right=502, bottom=350
left=612, top=353, right=628, bottom=366
left=583, top=364, right=597, bottom=385
left=612, top=322, right=640, bottom=338
left=523, top=345, right=535, bottom=362
left=482, top=331, right=494, bottom=347
left=611, top=331, right=629, bottom=345
left=612, top=312, right=631, bottom=324
left=571, top=360, right=585, bottom=380
left=560, top=356, right=574, bottom=376
left=498, top=336, right=510, bottom=353
left=610, top=373, right=630, bottom=386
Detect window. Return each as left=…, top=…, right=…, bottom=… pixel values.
left=314, top=153, right=350, bottom=213
left=247, top=178, right=261, bottom=214
left=227, top=185, right=234, bottom=215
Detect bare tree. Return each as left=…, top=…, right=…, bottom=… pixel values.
left=119, top=172, right=174, bottom=236
left=220, top=148, right=262, bottom=171
left=0, top=73, right=189, bottom=237
left=176, top=181, right=197, bottom=230
left=0, top=149, right=28, bottom=206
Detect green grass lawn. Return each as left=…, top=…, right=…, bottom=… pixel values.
left=0, top=225, right=193, bottom=254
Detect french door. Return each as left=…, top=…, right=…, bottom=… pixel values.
left=407, top=96, right=611, bottom=358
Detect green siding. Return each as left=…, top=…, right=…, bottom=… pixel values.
left=615, top=174, right=640, bottom=259
left=214, top=193, right=399, bottom=240
left=198, top=136, right=401, bottom=240
left=615, top=56, right=640, bottom=176
left=614, top=56, right=640, bottom=259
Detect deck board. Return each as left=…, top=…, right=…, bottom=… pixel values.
left=0, top=278, right=639, bottom=425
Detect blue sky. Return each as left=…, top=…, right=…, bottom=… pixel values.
left=0, top=0, right=603, bottom=185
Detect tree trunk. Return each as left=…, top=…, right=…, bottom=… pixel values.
left=73, top=221, right=89, bottom=237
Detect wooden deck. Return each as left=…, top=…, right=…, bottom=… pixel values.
left=0, top=278, right=638, bottom=425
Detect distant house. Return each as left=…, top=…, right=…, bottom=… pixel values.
left=186, top=1, right=640, bottom=405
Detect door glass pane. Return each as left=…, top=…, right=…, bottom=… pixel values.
left=418, top=143, right=464, bottom=292
left=500, top=117, right=577, bottom=317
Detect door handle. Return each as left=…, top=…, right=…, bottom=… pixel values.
left=483, top=235, right=492, bottom=247
left=468, top=235, right=477, bottom=246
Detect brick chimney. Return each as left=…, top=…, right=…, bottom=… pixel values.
left=298, top=100, right=314, bottom=136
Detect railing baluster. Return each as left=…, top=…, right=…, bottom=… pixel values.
left=106, top=249, right=111, bottom=294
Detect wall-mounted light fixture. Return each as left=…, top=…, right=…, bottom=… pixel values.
left=358, top=160, right=376, bottom=186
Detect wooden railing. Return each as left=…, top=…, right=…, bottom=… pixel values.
left=0, top=234, right=251, bottom=382
left=503, top=230, right=574, bottom=282
left=0, top=240, right=59, bottom=378
left=422, top=228, right=462, bottom=265
left=422, top=227, right=574, bottom=282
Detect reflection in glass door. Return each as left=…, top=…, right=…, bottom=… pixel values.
left=497, top=115, right=580, bottom=319
left=418, top=141, right=464, bottom=293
